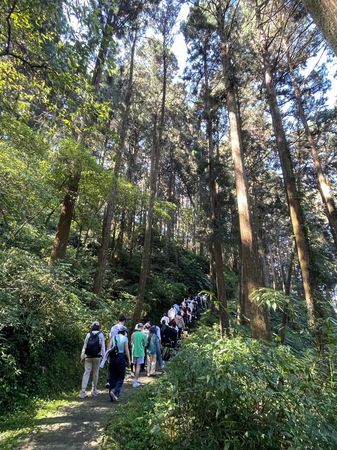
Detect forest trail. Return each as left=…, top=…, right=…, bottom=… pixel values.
left=17, top=374, right=153, bottom=450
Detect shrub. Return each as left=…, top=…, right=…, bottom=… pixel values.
left=0, top=248, right=90, bottom=409
left=103, top=326, right=337, bottom=449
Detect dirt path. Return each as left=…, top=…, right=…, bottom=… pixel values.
left=17, top=374, right=153, bottom=450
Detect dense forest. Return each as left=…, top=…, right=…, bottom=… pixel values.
left=1, top=0, right=337, bottom=448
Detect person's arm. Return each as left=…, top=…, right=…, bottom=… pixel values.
left=81, top=333, right=89, bottom=361
left=108, top=327, right=114, bottom=349
left=124, top=341, right=131, bottom=365
left=100, top=333, right=106, bottom=359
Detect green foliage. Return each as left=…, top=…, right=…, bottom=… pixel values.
left=251, top=288, right=292, bottom=312
left=0, top=246, right=136, bottom=412
left=103, top=326, right=337, bottom=449
left=0, top=248, right=86, bottom=409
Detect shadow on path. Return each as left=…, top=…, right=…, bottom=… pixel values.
left=17, top=375, right=153, bottom=450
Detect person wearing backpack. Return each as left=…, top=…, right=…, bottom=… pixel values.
left=146, top=326, right=160, bottom=376
left=105, top=314, right=128, bottom=389
left=80, top=321, right=105, bottom=399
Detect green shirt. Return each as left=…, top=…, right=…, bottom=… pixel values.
left=131, top=331, right=147, bottom=358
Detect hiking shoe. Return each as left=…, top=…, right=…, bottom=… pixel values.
left=80, top=391, right=87, bottom=399
left=110, top=391, right=119, bottom=401
left=132, top=381, right=141, bottom=388
left=91, top=389, right=100, bottom=397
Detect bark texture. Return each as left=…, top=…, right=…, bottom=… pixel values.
left=289, top=68, right=337, bottom=251
left=302, top=0, right=337, bottom=56
left=50, top=171, right=81, bottom=263
left=263, top=54, right=322, bottom=334
left=217, top=11, right=271, bottom=340
left=203, top=40, right=230, bottom=337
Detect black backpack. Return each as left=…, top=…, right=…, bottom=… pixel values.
left=85, top=332, right=101, bottom=357
left=108, top=337, right=119, bottom=361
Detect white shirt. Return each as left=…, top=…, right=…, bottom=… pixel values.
left=160, top=315, right=169, bottom=325
left=168, top=307, right=176, bottom=320
left=109, top=323, right=128, bottom=339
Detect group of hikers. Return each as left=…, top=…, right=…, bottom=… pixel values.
left=80, top=294, right=207, bottom=401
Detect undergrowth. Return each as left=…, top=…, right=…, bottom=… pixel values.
left=102, top=318, right=337, bottom=450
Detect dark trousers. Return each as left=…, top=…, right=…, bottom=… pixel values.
left=108, top=353, right=126, bottom=397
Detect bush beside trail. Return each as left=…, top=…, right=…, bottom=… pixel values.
left=0, top=248, right=133, bottom=412
left=102, top=318, right=337, bottom=450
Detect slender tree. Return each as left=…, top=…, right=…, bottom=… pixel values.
left=131, top=0, right=181, bottom=328
left=288, top=64, right=337, bottom=251
left=254, top=0, right=324, bottom=343
left=215, top=0, right=271, bottom=339
left=51, top=1, right=118, bottom=263
left=93, top=29, right=138, bottom=293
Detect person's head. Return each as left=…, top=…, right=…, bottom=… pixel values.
left=118, top=315, right=126, bottom=323
left=117, top=325, right=127, bottom=335
left=150, top=325, right=157, bottom=334
left=91, top=321, right=100, bottom=331
left=169, top=320, right=176, bottom=327
left=161, top=320, right=166, bottom=326
left=135, top=323, right=144, bottom=331
left=144, top=321, right=151, bottom=329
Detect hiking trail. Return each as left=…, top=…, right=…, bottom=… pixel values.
left=17, top=374, right=153, bottom=450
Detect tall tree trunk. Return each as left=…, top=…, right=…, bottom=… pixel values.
left=302, top=0, right=337, bottom=56
left=209, top=250, right=217, bottom=314
left=217, top=16, right=271, bottom=340
left=262, top=51, right=323, bottom=339
left=92, top=7, right=115, bottom=89
left=131, top=33, right=168, bottom=328
left=50, top=171, right=81, bottom=263
left=167, top=146, right=175, bottom=243
left=280, top=241, right=295, bottom=343
left=128, top=211, right=136, bottom=263
left=93, top=31, right=137, bottom=294
left=50, top=8, right=116, bottom=264
left=289, top=67, right=337, bottom=251
left=116, top=209, right=127, bottom=254
left=131, top=115, right=160, bottom=328
left=203, top=41, right=230, bottom=336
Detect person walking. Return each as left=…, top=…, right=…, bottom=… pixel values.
left=160, top=313, right=169, bottom=325
left=175, top=311, right=185, bottom=340
left=146, top=326, right=160, bottom=376
left=109, top=315, right=127, bottom=345
left=107, top=325, right=131, bottom=401
left=106, top=314, right=127, bottom=389
left=131, top=323, right=147, bottom=388
left=80, top=321, right=105, bottom=399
